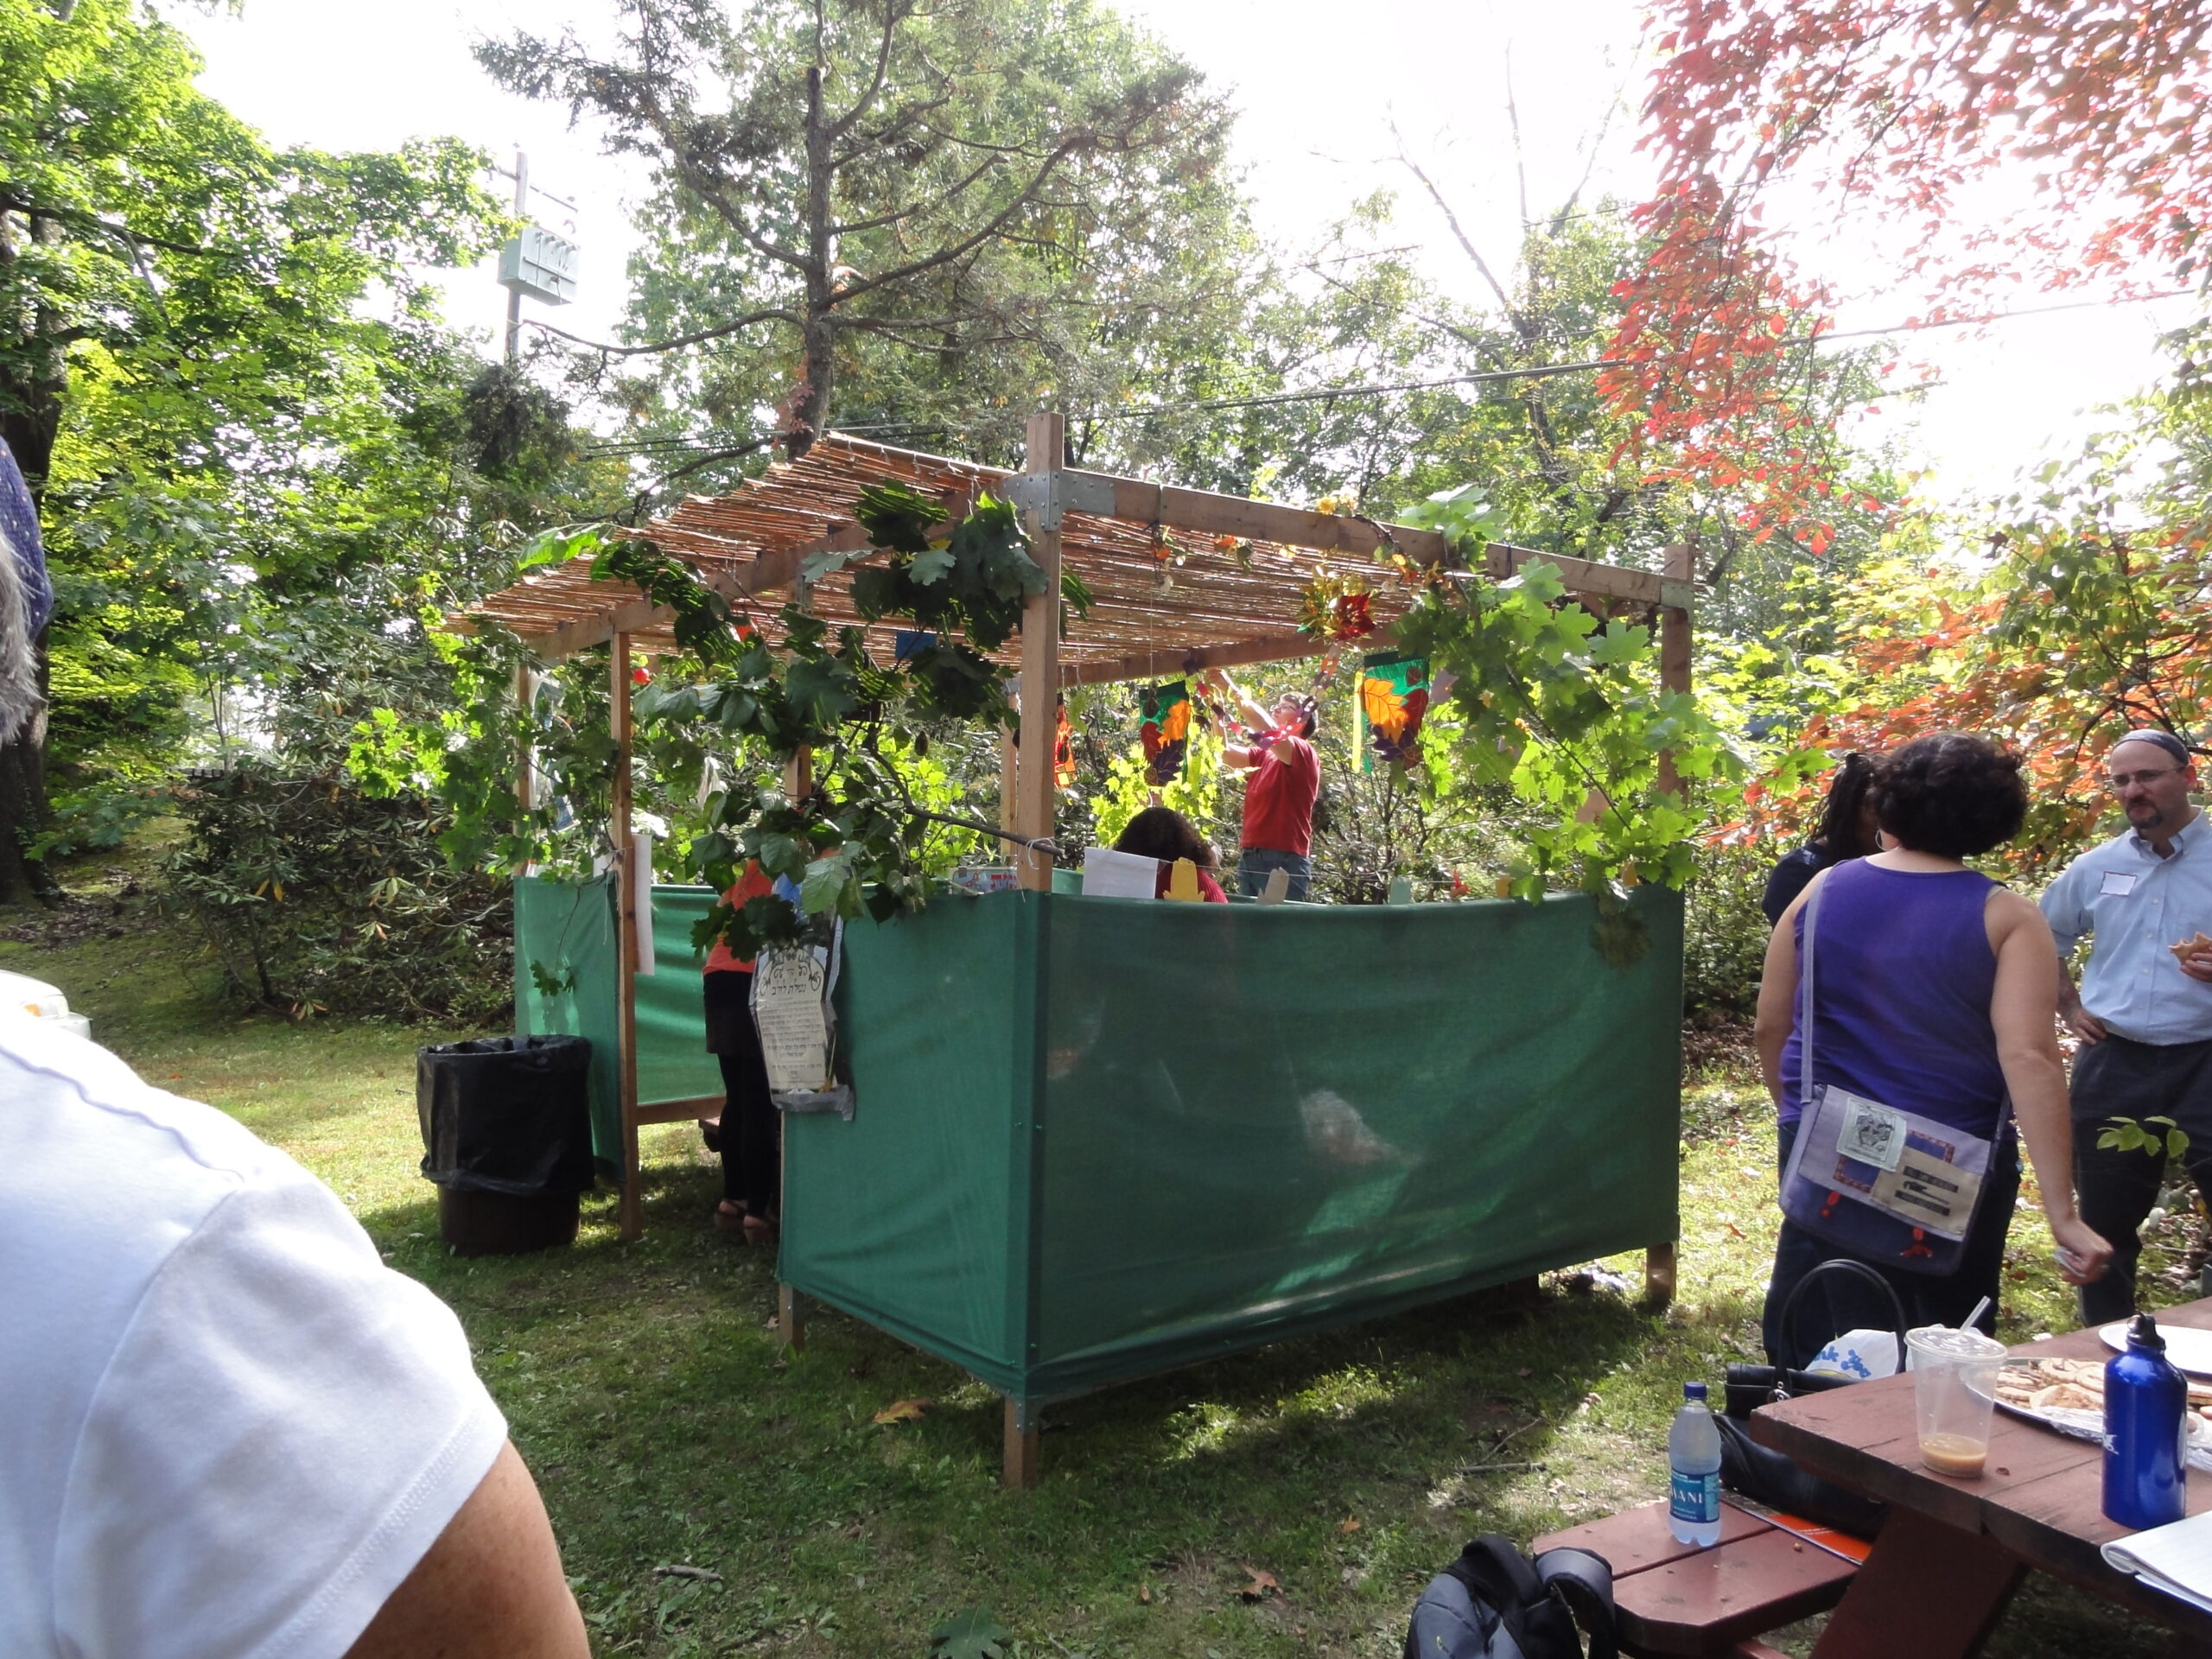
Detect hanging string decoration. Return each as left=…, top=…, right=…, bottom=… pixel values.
left=1355, top=651, right=1431, bottom=772
left=1296, top=571, right=1376, bottom=642
left=1139, top=679, right=1192, bottom=785
left=1054, top=694, right=1077, bottom=789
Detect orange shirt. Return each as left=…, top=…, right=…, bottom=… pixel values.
left=703, top=861, right=777, bottom=974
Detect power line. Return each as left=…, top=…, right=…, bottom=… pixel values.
left=573, top=287, right=2202, bottom=452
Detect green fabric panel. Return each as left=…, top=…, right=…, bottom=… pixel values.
left=1027, top=887, right=1681, bottom=1395
left=634, top=885, right=727, bottom=1109
left=780, top=887, right=1681, bottom=1404
left=512, top=875, right=623, bottom=1178
left=780, top=896, right=1027, bottom=1389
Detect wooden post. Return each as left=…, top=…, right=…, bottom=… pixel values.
left=611, top=634, right=644, bottom=1242
left=778, top=1282, right=806, bottom=1352
left=1649, top=542, right=1695, bottom=1308
left=1003, top=1397, right=1040, bottom=1490
left=1013, top=412, right=1065, bottom=891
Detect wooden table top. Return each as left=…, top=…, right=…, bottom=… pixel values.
left=1751, top=1297, right=2212, bottom=1637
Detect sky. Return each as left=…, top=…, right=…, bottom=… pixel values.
left=178, top=0, right=2199, bottom=509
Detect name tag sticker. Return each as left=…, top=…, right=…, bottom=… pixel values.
left=1839, top=1097, right=1909, bottom=1172
left=2101, top=870, right=2139, bottom=896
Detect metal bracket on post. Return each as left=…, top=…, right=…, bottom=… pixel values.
left=1001, top=468, right=1116, bottom=531
left=1658, top=580, right=1698, bottom=613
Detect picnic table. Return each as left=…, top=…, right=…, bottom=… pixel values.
left=1751, top=1296, right=2212, bottom=1656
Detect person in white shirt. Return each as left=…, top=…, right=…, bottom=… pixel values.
left=2041, top=728, right=2212, bottom=1324
left=0, top=443, right=587, bottom=1659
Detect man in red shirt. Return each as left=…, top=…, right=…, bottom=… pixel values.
left=1218, top=672, right=1322, bottom=899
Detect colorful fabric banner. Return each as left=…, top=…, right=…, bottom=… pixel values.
left=1054, top=695, right=1077, bottom=789
left=1139, top=680, right=1192, bottom=786
left=1356, top=652, right=1429, bottom=772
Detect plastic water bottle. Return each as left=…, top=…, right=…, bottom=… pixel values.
left=2105, top=1312, right=2189, bottom=1529
left=1669, top=1381, right=1723, bottom=1547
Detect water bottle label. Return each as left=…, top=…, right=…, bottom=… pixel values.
left=1669, top=1469, right=1719, bottom=1524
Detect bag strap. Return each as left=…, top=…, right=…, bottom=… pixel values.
left=1441, top=1536, right=1543, bottom=1654
left=1534, top=1548, right=1619, bottom=1659
left=1799, top=867, right=1828, bottom=1112
left=1775, top=1255, right=1911, bottom=1373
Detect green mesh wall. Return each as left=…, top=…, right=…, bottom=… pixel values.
left=781, top=887, right=1682, bottom=1404
left=513, top=876, right=728, bottom=1180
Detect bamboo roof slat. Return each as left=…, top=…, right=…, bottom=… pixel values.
left=450, top=430, right=1680, bottom=684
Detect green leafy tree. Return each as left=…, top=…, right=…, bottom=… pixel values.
left=477, top=0, right=1241, bottom=482
left=0, top=0, right=505, bottom=899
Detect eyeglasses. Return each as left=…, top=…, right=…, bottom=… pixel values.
left=2107, top=766, right=2185, bottom=791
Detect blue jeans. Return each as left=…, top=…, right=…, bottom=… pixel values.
left=1237, top=848, right=1312, bottom=899
left=1762, top=1117, right=2019, bottom=1366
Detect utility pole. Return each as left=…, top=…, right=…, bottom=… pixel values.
left=492, top=149, right=581, bottom=365
left=505, top=149, right=528, bottom=365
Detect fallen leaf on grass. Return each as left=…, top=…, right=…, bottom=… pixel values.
left=1515, top=1367, right=1533, bottom=1378
left=1239, top=1566, right=1279, bottom=1602
left=874, top=1397, right=931, bottom=1425
left=1137, top=1584, right=1152, bottom=1605
left=928, top=1608, right=1009, bottom=1659
left=652, top=1563, right=721, bottom=1582
left=1338, top=1516, right=1362, bottom=1535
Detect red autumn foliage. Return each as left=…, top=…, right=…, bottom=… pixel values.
left=1612, top=0, right=2212, bottom=548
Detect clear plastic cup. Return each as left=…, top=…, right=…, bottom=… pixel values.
left=1907, top=1325, right=2008, bottom=1478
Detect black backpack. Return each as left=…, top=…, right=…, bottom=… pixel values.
left=1403, top=1535, right=1618, bottom=1659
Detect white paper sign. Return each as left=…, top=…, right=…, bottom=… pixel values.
left=2101, top=869, right=2139, bottom=896
left=1839, top=1096, right=1908, bottom=1172
left=1082, top=846, right=1160, bottom=899
left=753, top=946, right=831, bottom=1095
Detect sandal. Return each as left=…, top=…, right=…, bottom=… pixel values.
left=741, top=1212, right=779, bottom=1246
left=713, top=1200, right=748, bottom=1236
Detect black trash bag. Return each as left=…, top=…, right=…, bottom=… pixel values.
left=417, top=1035, right=594, bottom=1198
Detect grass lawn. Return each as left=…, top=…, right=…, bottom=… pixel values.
left=3, top=868, right=2196, bottom=1657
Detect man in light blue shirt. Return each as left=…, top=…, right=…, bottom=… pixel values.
left=2041, top=729, right=2212, bottom=1323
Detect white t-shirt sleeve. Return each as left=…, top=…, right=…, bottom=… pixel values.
left=51, top=1160, right=507, bottom=1659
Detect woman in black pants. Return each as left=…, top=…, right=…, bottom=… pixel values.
left=703, top=863, right=779, bottom=1243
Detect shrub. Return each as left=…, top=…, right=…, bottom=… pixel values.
left=165, top=762, right=512, bottom=1023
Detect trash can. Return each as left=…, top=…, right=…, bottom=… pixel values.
left=417, top=1034, right=593, bottom=1255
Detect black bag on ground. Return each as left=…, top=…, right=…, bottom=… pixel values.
left=417, top=1034, right=594, bottom=1195
left=1716, top=1257, right=1905, bottom=1538
left=1403, top=1535, right=1617, bottom=1659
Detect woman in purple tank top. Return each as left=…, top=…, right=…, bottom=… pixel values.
left=1753, top=734, right=2112, bottom=1364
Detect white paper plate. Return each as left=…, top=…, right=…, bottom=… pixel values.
left=2098, top=1321, right=2212, bottom=1377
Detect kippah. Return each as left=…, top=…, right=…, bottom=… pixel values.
left=2114, top=728, right=2193, bottom=765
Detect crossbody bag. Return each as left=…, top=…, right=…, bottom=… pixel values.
left=1777, top=869, right=2010, bottom=1275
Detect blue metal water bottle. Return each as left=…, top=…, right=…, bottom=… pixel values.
left=2104, top=1312, right=2189, bottom=1529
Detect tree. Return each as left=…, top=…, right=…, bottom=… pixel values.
left=475, top=0, right=1237, bottom=475
left=0, top=0, right=504, bottom=899
left=1611, top=0, right=2212, bottom=547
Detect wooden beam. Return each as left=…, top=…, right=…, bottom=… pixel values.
left=1056, top=630, right=1347, bottom=689
left=1003, top=1397, right=1040, bottom=1490
left=509, top=532, right=870, bottom=661
left=1090, top=472, right=1455, bottom=567
left=1487, top=542, right=1674, bottom=607
left=611, top=634, right=644, bottom=1243
left=1014, top=414, right=1065, bottom=891
left=1655, top=543, right=1694, bottom=798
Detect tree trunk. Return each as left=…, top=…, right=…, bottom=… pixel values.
left=0, top=207, right=73, bottom=906
left=787, top=61, right=836, bottom=461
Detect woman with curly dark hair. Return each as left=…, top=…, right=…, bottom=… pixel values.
left=1753, top=732, right=2111, bottom=1362
left=1760, top=752, right=1880, bottom=924
left=1113, top=806, right=1227, bottom=902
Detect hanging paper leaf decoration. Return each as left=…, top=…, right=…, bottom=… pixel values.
left=1356, top=652, right=1430, bottom=772
left=1053, top=694, right=1077, bottom=788
left=1139, top=680, right=1192, bottom=786
left=1296, top=572, right=1378, bottom=641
